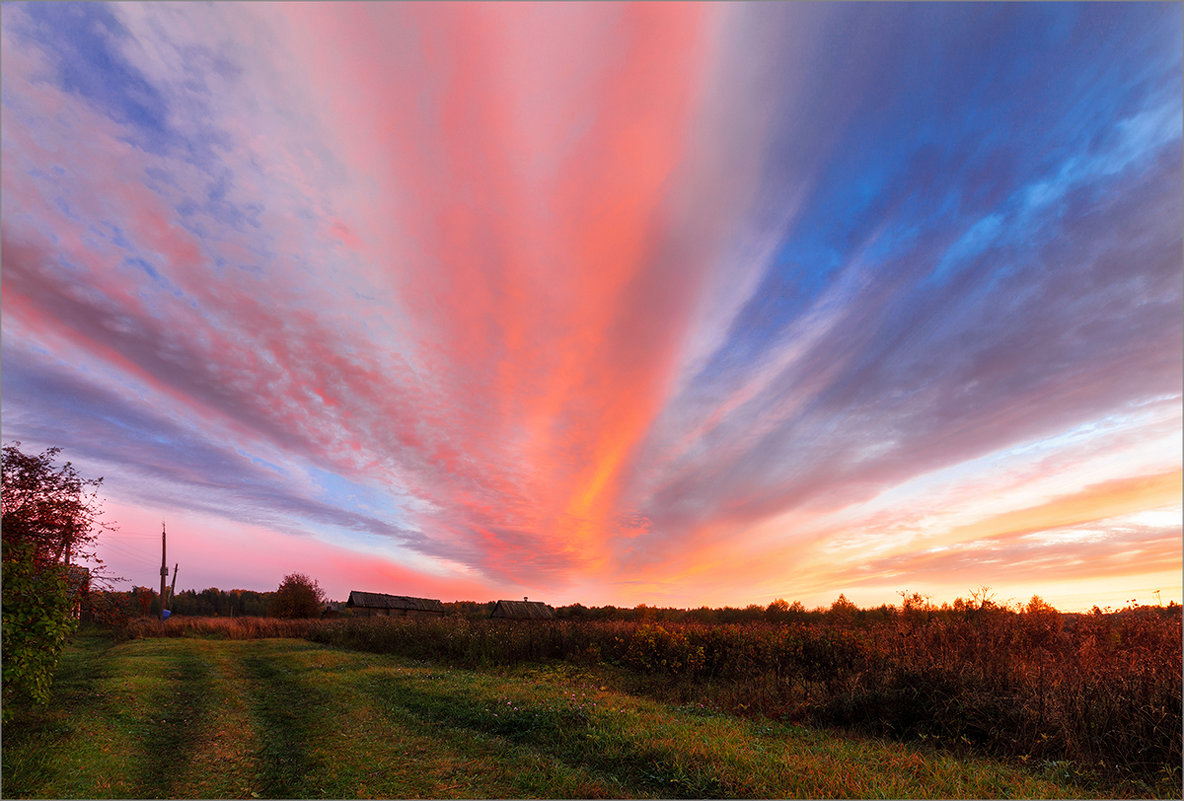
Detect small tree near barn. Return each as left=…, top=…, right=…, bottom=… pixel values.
left=269, top=573, right=325, bottom=618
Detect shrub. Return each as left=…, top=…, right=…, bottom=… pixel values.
left=1, top=539, right=78, bottom=720
left=2, top=443, right=110, bottom=721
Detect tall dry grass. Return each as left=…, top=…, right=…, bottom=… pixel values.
left=118, top=615, right=317, bottom=640
left=815, top=604, right=1181, bottom=788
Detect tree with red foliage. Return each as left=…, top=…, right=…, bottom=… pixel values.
left=2, top=442, right=114, bottom=719
left=2, top=442, right=112, bottom=567
left=269, top=573, right=325, bottom=618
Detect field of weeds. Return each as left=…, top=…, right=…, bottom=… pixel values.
left=2, top=635, right=1102, bottom=799
left=110, top=602, right=1181, bottom=796
left=118, top=615, right=317, bottom=640
left=305, top=605, right=1181, bottom=795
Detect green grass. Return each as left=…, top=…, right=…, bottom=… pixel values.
left=2, top=635, right=1107, bottom=799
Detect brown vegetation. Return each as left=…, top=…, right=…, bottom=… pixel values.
left=118, top=615, right=317, bottom=640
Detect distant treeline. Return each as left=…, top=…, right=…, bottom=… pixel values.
left=456, top=592, right=1172, bottom=624
left=550, top=596, right=885, bottom=624
left=87, top=586, right=274, bottom=619
left=87, top=585, right=1177, bottom=625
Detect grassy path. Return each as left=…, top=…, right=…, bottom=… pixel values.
left=3, top=635, right=1101, bottom=799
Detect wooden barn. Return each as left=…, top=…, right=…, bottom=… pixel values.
left=490, top=598, right=554, bottom=620
left=346, top=590, right=445, bottom=617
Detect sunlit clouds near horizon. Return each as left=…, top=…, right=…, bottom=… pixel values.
left=2, top=2, right=1180, bottom=611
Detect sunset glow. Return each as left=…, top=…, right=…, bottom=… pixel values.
left=2, top=2, right=1180, bottom=611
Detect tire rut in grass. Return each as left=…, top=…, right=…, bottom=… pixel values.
left=239, top=649, right=331, bottom=798
left=177, top=645, right=264, bottom=799
left=132, top=641, right=217, bottom=797
left=358, top=670, right=728, bottom=799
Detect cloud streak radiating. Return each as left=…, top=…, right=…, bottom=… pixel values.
left=2, top=2, right=1180, bottom=609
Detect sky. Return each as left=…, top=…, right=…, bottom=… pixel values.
left=2, top=2, right=1181, bottom=612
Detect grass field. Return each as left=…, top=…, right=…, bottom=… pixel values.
left=2, top=633, right=1106, bottom=799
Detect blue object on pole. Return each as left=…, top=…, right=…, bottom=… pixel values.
left=162, top=609, right=171, bottom=620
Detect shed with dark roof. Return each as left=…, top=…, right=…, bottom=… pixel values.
left=346, top=590, right=445, bottom=617
left=490, top=599, right=554, bottom=620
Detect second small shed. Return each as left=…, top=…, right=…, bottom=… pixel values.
left=490, top=599, right=554, bottom=620
left=346, top=590, right=445, bottom=617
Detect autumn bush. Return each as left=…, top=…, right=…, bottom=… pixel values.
left=268, top=572, right=325, bottom=618
left=1, top=540, right=78, bottom=721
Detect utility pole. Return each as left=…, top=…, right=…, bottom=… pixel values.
left=167, top=563, right=179, bottom=612
left=160, top=521, right=168, bottom=620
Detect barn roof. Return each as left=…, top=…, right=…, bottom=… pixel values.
left=346, top=590, right=444, bottom=613
left=490, top=599, right=554, bottom=619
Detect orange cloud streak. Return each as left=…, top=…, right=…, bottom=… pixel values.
left=282, top=3, right=717, bottom=578
left=941, top=469, right=1182, bottom=547
left=610, top=469, right=1183, bottom=608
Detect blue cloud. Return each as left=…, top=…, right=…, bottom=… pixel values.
left=0, top=343, right=429, bottom=550
left=721, top=1, right=1181, bottom=360
left=9, top=2, right=171, bottom=150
